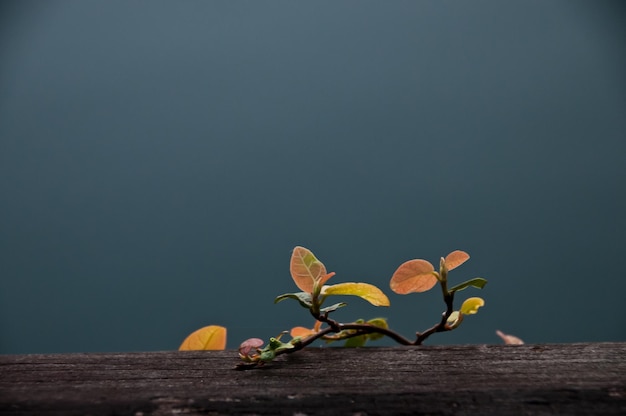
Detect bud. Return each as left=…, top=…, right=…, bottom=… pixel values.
left=439, top=256, right=448, bottom=282
left=445, top=311, right=463, bottom=329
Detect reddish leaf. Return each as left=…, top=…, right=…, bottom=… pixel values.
left=389, top=259, right=437, bottom=294
left=290, top=246, right=327, bottom=293
left=238, top=337, right=265, bottom=356
left=444, top=250, right=470, bottom=271
left=496, top=330, right=524, bottom=345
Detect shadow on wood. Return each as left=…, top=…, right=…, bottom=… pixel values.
left=1, top=343, right=625, bottom=415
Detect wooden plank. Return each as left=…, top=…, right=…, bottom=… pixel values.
left=1, top=343, right=624, bottom=415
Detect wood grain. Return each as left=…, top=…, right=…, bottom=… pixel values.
left=1, top=343, right=624, bottom=415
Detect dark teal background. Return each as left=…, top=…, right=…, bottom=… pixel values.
left=1, top=1, right=625, bottom=354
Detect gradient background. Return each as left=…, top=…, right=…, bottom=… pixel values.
left=1, top=1, right=625, bottom=354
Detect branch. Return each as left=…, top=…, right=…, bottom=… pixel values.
left=415, top=290, right=455, bottom=345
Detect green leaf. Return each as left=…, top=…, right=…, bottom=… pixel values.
left=321, top=282, right=390, bottom=306
left=273, top=341, right=296, bottom=353
left=274, top=292, right=313, bottom=309
left=320, top=302, right=347, bottom=314
left=366, top=317, right=389, bottom=341
left=460, top=297, right=485, bottom=315
left=344, top=334, right=368, bottom=347
left=448, top=278, right=488, bottom=293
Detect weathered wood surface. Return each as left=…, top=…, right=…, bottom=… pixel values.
left=1, top=343, right=624, bottom=415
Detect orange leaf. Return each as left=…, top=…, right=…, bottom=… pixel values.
left=290, top=246, right=328, bottom=293
left=291, top=320, right=322, bottom=339
left=389, top=259, right=437, bottom=294
left=179, top=325, right=227, bottom=351
left=444, top=250, right=470, bottom=271
left=319, top=272, right=336, bottom=287
left=291, top=326, right=317, bottom=338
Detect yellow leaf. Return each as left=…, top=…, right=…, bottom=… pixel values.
left=290, top=246, right=329, bottom=293
left=179, top=325, right=227, bottom=351
left=444, top=250, right=470, bottom=271
left=322, top=282, right=390, bottom=306
left=460, top=297, right=485, bottom=315
left=389, top=259, right=437, bottom=294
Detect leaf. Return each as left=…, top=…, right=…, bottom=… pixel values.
left=319, top=272, right=336, bottom=287
left=238, top=337, right=264, bottom=357
left=272, top=340, right=296, bottom=353
left=444, top=250, right=470, bottom=271
left=389, top=259, right=437, bottom=294
left=366, top=317, right=389, bottom=341
left=446, top=311, right=462, bottom=329
left=320, top=302, right=347, bottom=313
left=448, top=278, right=488, bottom=293
left=496, top=330, right=524, bottom=345
left=290, top=246, right=329, bottom=293
left=460, top=297, right=485, bottom=315
left=274, top=292, right=313, bottom=309
left=344, top=334, right=368, bottom=347
left=322, top=282, right=390, bottom=306
left=179, top=325, right=227, bottom=351
left=291, top=320, right=323, bottom=339
left=291, top=326, right=316, bottom=338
